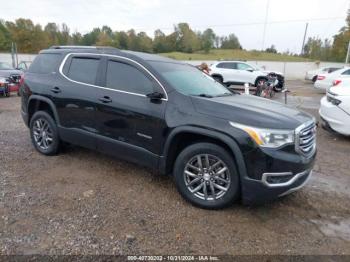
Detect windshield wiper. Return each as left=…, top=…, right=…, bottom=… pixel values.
left=215, top=92, right=234, bottom=97
left=191, top=93, right=214, bottom=98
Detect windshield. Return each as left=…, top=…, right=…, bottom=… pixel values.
left=150, top=61, right=233, bottom=97
left=0, top=62, right=14, bottom=70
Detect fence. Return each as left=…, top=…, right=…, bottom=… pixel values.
left=0, top=53, right=346, bottom=80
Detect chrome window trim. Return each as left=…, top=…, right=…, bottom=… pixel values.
left=58, top=52, right=168, bottom=101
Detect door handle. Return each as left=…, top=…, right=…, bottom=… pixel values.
left=51, top=87, right=61, bottom=93
left=99, top=96, right=112, bottom=103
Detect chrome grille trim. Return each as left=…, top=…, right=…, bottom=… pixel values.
left=295, top=120, right=316, bottom=158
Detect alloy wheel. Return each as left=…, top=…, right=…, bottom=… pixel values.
left=184, top=154, right=231, bottom=201
left=33, top=118, right=53, bottom=150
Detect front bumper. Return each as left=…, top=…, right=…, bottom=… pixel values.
left=240, top=142, right=316, bottom=204
left=241, top=169, right=313, bottom=204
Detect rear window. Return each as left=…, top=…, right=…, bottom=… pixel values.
left=28, top=53, right=62, bottom=74
left=341, top=69, right=350, bottom=75
left=67, top=57, right=100, bottom=85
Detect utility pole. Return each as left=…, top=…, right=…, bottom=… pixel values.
left=301, top=22, right=308, bottom=55
left=346, top=41, right=350, bottom=64
left=261, top=0, right=270, bottom=51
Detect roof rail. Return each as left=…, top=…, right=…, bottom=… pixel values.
left=50, top=45, right=98, bottom=49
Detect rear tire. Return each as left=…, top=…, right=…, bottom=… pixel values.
left=30, top=111, right=60, bottom=156
left=173, top=143, right=240, bottom=209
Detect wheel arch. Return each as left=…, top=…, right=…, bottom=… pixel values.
left=254, top=76, right=268, bottom=86
left=27, top=95, right=60, bottom=125
left=160, top=126, right=247, bottom=180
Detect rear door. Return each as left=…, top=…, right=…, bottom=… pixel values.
left=54, top=54, right=101, bottom=149
left=94, top=56, right=167, bottom=168
left=236, top=62, right=256, bottom=84
left=217, top=62, right=239, bottom=83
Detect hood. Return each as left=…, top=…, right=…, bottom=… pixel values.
left=0, top=69, right=22, bottom=77
left=191, top=94, right=313, bottom=129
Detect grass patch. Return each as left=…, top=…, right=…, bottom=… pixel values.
left=159, top=49, right=310, bottom=62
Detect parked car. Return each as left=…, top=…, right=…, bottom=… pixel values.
left=0, top=77, right=9, bottom=96
left=17, top=61, right=32, bottom=71
left=0, top=62, right=23, bottom=95
left=314, top=67, right=350, bottom=91
left=21, top=46, right=316, bottom=209
left=210, top=61, right=284, bottom=91
left=319, top=85, right=350, bottom=136
left=305, top=67, right=342, bottom=82
left=332, top=77, right=350, bottom=88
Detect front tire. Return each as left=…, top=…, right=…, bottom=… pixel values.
left=30, top=111, right=60, bottom=155
left=174, top=143, right=240, bottom=209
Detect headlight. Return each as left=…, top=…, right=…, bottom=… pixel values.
left=230, top=122, right=294, bottom=148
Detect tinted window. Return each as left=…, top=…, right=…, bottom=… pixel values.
left=341, top=69, right=350, bottom=75
left=216, top=63, right=236, bottom=69
left=329, top=68, right=341, bottom=73
left=106, top=60, right=155, bottom=95
left=67, top=57, right=100, bottom=85
left=29, top=53, right=61, bottom=74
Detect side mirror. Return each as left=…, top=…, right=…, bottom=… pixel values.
left=146, top=91, right=164, bottom=100
left=247, top=69, right=254, bottom=72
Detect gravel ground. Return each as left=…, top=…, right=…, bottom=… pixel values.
left=0, top=80, right=350, bottom=255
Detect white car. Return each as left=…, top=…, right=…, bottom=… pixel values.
left=319, top=85, right=350, bottom=136
left=332, top=77, right=350, bottom=87
left=314, top=67, right=350, bottom=91
left=209, top=61, right=284, bottom=89
left=305, top=67, right=342, bottom=82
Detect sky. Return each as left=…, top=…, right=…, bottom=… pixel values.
left=1, top=0, right=349, bottom=53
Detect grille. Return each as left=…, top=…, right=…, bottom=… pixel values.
left=295, top=121, right=316, bottom=157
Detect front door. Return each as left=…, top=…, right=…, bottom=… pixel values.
left=95, top=57, right=167, bottom=168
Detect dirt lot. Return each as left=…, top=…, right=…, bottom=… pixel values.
left=1, top=80, right=350, bottom=255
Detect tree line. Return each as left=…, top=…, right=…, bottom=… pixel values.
left=0, top=19, right=241, bottom=54
left=302, top=9, right=350, bottom=62
left=1, top=11, right=350, bottom=62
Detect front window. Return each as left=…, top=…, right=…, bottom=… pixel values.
left=236, top=62, right=254, bottom=71
left=150, top=62, right=233, bottom=97
left=0, top=62, right=13, bottom=70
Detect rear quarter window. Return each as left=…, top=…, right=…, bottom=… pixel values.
left=28, top=53, right=62, bottom=74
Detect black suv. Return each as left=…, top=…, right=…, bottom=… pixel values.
left=21, top=46, right=316, bottom=209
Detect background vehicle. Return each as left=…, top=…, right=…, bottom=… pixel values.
left=210, top=61, right=284, bottom=91
left=305, top=67, right=342, bottom=82
left=21, top=46, right=315, bottom=209
left=0, top=62, right=23, bottom=95
left=319, top=86, right=350, bottom=136
left=0, top=77, right=10, bottom=97
left=314, top=67, right=350, bottom=91
left=332, top=77, right=350, bottom=88
left=255, top=72, right=278, bottom=98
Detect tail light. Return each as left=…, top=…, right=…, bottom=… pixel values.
left=333, top=79, right=342, bottom=86
left=317, top=75, right=326, bottom=80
